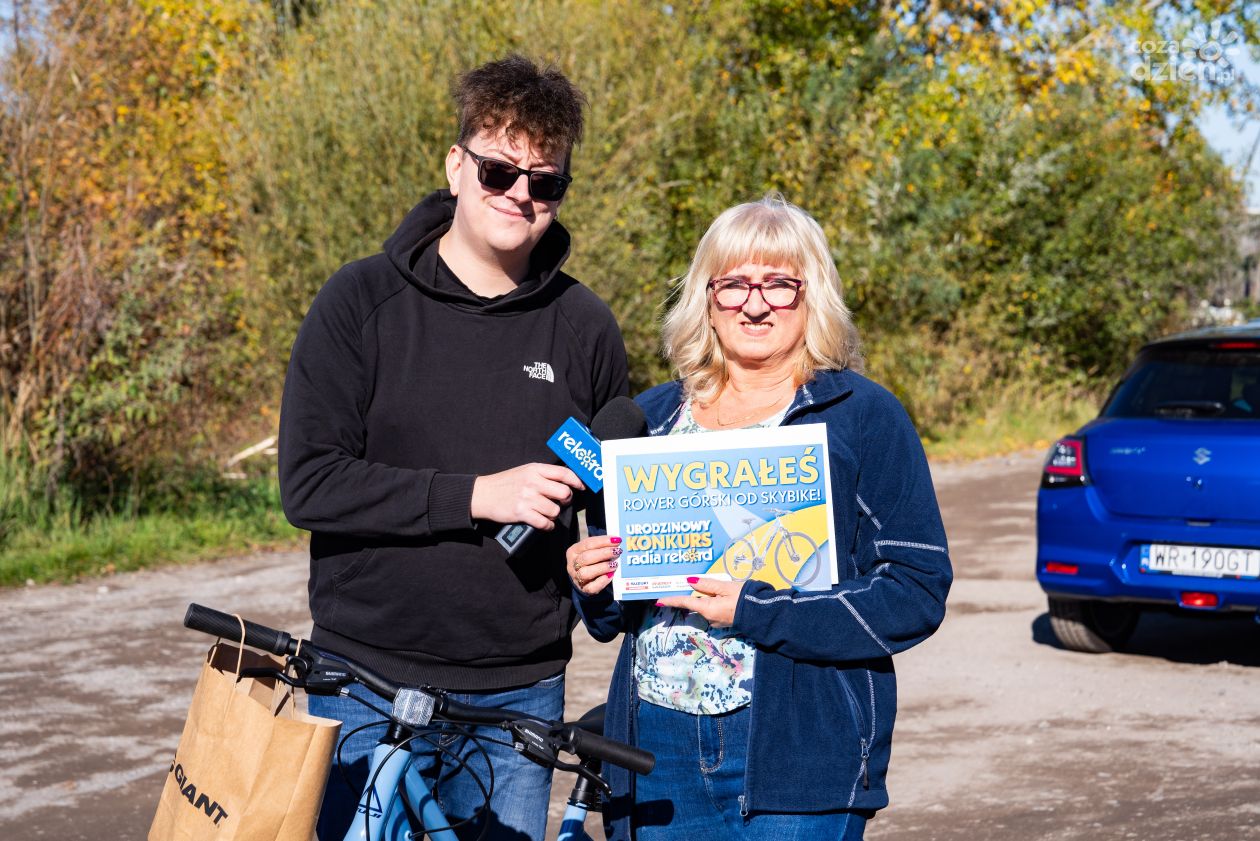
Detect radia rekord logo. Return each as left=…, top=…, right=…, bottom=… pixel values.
left=548, top=417, right=604, bottom=492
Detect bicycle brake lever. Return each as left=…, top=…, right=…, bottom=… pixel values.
left=512, top=724, right=614, bottom=796
left=509, top=721, right=561, bottom=769
left=238, top=666, right=301, bottom=687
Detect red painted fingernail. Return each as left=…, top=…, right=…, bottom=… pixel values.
left=606, top=571, right=614, bottom=578
left=686, top=576, right=699, bottom=584
left=654, top=601, right=666, bottom=607
left=610, top=536, right=622, bottom=544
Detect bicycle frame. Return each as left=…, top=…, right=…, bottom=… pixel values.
left=731, top=515, right=791, bottom=572
left=557, top=802, right=597, bottom=841
left=755, top=519, right=791, bottom=560
left=180, top=603, right=636, bottom=841
left=347, top=738, right=454, bottom=841
left=344, top=726, right=599, bottom=841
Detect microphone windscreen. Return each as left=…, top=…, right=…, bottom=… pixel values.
left=590, top=395, right=646, bottom=441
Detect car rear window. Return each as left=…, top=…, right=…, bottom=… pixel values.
left=1103, top=345, right=1260, bottom=419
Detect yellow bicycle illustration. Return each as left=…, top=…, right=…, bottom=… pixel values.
left=723, top=508, right=822, bottom=587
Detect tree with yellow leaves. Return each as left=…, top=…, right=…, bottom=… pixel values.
left=0, top=0, right=265, bottom=523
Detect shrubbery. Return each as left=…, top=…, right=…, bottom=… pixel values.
left=0, top=0, right=1250, bottom=554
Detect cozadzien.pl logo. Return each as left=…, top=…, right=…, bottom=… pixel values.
left=1127, top=19, right=1240, bottom=84
left=523, top=361, right=554, bottom=382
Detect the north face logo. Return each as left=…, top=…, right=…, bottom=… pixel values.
left=523, top=362, right=554, bottom=382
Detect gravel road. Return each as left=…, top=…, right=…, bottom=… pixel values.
left=3, top=450, right=1258, bottom=840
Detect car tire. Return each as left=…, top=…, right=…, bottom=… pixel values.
left=1047, top=597, right=1138, bottom=653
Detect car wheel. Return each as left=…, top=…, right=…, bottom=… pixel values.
left=1047, top=597, right=1138, bottom=653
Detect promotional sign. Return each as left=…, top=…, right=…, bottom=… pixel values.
left=602, top=423, right=837, bottom=600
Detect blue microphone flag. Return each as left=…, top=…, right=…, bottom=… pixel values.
left=547, top=417, right=605, bottom=493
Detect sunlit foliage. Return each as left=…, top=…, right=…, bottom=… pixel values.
left=0, top=0, right=1251, bottom=547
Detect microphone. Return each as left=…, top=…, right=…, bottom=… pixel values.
left=494, top=396, right=646, bottom=555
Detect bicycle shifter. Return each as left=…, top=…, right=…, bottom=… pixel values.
left=510, top=720, right=561, bottom=768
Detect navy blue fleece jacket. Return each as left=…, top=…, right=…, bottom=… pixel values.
left=575, top=369, right=951, bottom=837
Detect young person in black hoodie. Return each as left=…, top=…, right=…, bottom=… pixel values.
left=278, top=55, right=629, bottom=840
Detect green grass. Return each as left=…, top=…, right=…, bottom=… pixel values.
left=922, top=383, right=1101, bottom=462
left=0, top=477, right=301, bottom=587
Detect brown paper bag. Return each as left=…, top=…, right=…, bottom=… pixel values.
left=148, top=641, right=341, bottom=840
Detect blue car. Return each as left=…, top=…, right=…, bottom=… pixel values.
left=1036, top=319, right=1260, bottom=652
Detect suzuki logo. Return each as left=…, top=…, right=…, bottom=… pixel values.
left=1193, top=448, right=1211, bottom=466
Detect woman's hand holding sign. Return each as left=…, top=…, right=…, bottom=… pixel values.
left=655, top=576, right=743, bottom=628
left=567, top=535, right=621, bottom=595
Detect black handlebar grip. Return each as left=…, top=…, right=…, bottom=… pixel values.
left=569, top=727, right=655, bottom=775
left=183, top=603, right=294, bottom=656
left=427, top=695, right=654, bottom=773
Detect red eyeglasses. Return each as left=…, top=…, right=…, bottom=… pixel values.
left=707, top=276, right=804, bottom=310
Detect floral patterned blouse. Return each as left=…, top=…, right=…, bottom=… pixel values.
left=634, top=399, right=788, bottom=714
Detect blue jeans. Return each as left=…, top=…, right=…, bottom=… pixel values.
left=634, top=701, right=867, bottom=841
left=308, top=672, right=565, bottom=841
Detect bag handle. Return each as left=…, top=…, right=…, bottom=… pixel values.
left=204, top=615, right=250, bottom=722
left=203, top=614, right=249, bottom=676
left=232, top=614, right=246, bottom=679
left=270, top=637, right=303, bottom=717
left=209, top=614, right=304, bottom=719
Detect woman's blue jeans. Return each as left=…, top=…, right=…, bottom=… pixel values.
left=634, top=700, right=867, bottom=841
left=308, top=672, right=565, bottom=841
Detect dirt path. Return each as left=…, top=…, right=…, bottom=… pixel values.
left=2, top=451, right=1258, bottom=840
left=868, top=453, right=1260, bottom=841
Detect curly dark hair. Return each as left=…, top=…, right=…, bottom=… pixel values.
left=454, top=54, right=586, bottom=170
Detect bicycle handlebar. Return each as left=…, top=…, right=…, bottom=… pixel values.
left=182, top=603, right=654, bottom=775
left=567, top=725, right=654, bottom=775
left=184, top=602, right=295, bottom=656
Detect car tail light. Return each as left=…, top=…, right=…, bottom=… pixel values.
left=1044, top=562, right=1079, bottom=575
left=1041, top=437, right=1088, bottom=488
left=1180, top=591, right=1219, bottom=609
left=1212, top=341, right=1259, bottom=350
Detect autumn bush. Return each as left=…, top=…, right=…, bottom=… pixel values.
left=233, top=0, right=1242, bottom=414
left=0, top=0, right=1250, bottom=568
left=0, top=0, right=270, bottom=544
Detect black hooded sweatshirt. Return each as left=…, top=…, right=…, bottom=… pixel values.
left=278, top=190, right=629, bottom=690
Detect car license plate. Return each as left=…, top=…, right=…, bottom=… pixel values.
left=1140, top=543, right=1260, bottom=579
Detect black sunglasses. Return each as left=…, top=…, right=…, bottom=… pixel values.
left=460, top=147, right=572, bottom=202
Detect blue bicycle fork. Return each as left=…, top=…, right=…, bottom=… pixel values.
left=345, top=739, right=457, bottom=841
left=343, top=731, right=601, bottom=841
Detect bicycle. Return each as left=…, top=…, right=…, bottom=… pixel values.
left=182, top=603, right=654, bottom=841
left=724, top=507, right=821, bottom=586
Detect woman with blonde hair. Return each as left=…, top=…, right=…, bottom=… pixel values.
left=567, top=194, right=952, bottom=840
